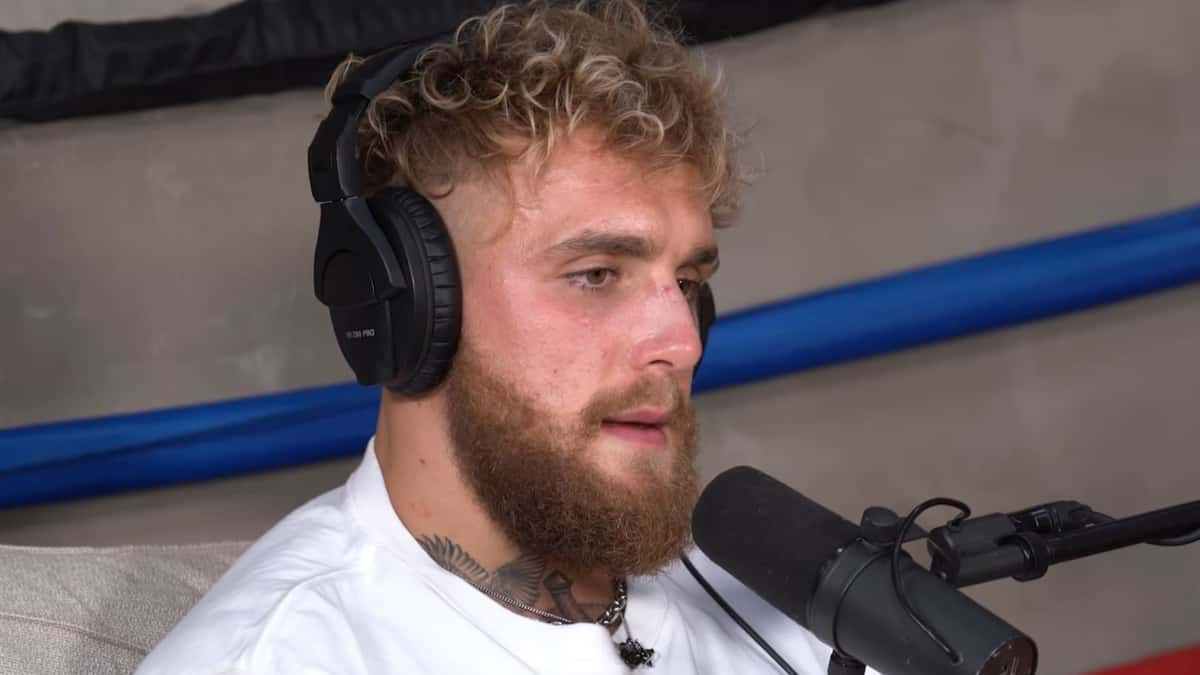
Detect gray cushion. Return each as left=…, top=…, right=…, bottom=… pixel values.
left=0, top=542, right=249, bottom=675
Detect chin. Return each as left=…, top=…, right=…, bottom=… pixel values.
left=591, top=439, right=677, bottom=483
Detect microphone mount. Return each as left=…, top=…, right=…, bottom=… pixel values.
left=821, top=497, right=1200, bottom=675
left=924, top=498, right=1200, bottom=588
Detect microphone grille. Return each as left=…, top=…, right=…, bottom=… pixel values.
left=692, top=466, right=862, bottom=626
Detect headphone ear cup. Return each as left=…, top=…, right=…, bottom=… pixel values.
left=371, top=188, right=462, bottom=396
left=694, top=283, right=716, bottom=377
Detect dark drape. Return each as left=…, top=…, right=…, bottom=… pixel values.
left=0, top=0, right=904, bottom=122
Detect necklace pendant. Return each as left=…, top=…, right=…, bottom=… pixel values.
left=618, top=637, right=655, bottom=668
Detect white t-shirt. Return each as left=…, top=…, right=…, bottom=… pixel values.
left=136, top=438, right=877, bottom=675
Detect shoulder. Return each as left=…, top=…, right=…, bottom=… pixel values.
left=136, top=486, right=381, bottom=674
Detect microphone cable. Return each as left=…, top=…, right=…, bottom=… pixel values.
left=888, top=498, right=970, bottom=666
left=680, top=553, right=799, bottom=675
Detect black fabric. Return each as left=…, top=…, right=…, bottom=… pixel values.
left=1, top=0, right=907, bottom=123
left=667, top=0, right=824, bottom=43
left=0, top=0, right=495, bottom=122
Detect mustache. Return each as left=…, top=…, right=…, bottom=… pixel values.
left=581, top=377, right=689, bottom=427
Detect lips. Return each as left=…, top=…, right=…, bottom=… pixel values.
left=600, top=408, right=670, bottom=448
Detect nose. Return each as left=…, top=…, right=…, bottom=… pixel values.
left=629, top=281, right=704, bottom=376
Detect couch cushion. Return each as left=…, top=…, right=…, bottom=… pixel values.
left=0, top=542, right=249, bottom=675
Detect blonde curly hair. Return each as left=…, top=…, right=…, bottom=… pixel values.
left=324, top=0, right=746, bottom=226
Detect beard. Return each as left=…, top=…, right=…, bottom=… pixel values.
left=444, top=339, right=700, bottom=577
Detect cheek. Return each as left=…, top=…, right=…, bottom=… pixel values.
left=464, top=273, right=616, bottom=406
left=518, top=292, right=616, bottom=398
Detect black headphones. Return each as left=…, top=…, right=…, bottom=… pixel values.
left=307, top=37, right=716, bottom=395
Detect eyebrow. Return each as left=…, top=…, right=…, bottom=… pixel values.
left=544, top=230, right=720, bottom=272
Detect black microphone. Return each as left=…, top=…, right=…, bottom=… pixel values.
left=692, top=466, right=1038, bottom=675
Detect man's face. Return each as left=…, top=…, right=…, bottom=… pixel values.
left=436, top=128, right=718, bottom=574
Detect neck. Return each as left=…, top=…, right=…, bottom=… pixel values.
left=375, top=389, right=619, bottom=626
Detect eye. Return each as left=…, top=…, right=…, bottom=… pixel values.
left=568, top=267, right=618, bottom=293
left=678, top=278, right=702, bottom=302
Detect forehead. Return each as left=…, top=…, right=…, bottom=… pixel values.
left=505, top=139, right=715, bottom=255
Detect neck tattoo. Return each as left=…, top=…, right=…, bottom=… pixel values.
left=417, top=535, right=656, bottom=668
left=468, top=574, right=654, bottom=668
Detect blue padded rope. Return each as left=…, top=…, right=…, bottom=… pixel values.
left=2, top=204, right=1199, bottom=507
left=693, top=204, right=1200, bottom=391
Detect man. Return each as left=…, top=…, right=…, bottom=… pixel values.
left=137, top=1, right=862, bottom=673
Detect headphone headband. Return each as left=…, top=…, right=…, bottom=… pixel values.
left=330, top=37, right=442, bottom=104
left=307, top=35, right=446, bottom=204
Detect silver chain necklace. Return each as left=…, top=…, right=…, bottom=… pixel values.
left=467, top=577, right=627, bottom=626
left=466, top=577, right=655, bottom=668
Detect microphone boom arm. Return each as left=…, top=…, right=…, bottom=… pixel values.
left=924, top=499, right=1200, bottom=588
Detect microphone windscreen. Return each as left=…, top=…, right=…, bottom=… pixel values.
left=692, top=465, right=862, bottom=627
